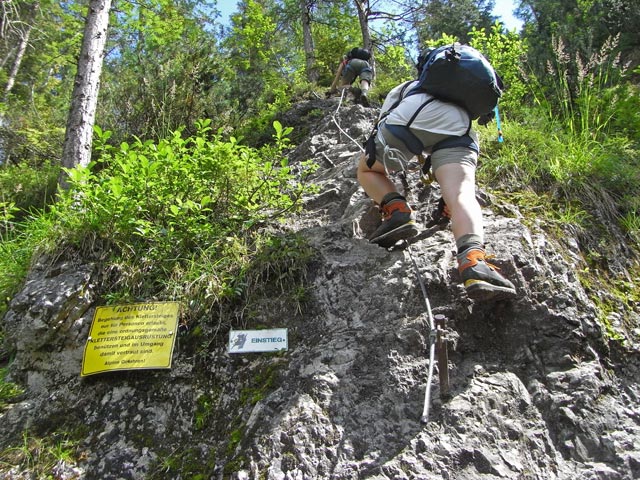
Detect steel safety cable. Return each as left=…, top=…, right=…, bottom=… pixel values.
left=331, top=88, right=365, bottom=153
left=404, top=242, right=437, bottom=423
left=334, top=92, right=436, bottom=421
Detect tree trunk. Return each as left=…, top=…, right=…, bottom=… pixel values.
left=353, top=0, right=375, bottom=81
left=3, top=2, right=39, bottom=101
left=299, top=0, right=318, bottom=83
left=59, top=0, right=112, bottom=189
left=4, top=24, right=33, bottom=100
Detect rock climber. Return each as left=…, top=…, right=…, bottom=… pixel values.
left=356, top=48, right=516, bottom=302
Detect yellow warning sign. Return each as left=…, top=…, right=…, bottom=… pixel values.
left=81, top=302, right=180, bottom=376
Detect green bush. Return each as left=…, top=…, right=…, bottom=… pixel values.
left=49, top=119, right=317, bottom=314
left=479, top=30, right=640, bottom=246
left=0, top=205, right=55, bottom=318
left=469, top=23, right=528, bottom=117
left=0, top=162, right=60, bottom=221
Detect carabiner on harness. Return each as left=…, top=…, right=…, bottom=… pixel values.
left=376, top=126, right=411, bottom=177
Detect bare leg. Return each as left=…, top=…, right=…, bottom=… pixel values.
left=357, top=153, right=418, bottom=247
left=356, top=154, right=396, bottom=204
left=435, top=162, right=516, bottom=300
left=433, top=162, right=483, bottom=242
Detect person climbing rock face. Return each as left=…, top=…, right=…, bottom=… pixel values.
left=356, top=47, right=517, bottom=302
left=328, top=47, right=373, bottom=107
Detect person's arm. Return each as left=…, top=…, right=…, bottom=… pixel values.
left=329, top=57, right=346, bottom=90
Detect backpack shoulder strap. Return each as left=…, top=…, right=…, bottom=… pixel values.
left=398, top=80, right=413, bottom=99
left=405, top=98, right=436, bottom=129
left=379, top=80, right=415, bottom=122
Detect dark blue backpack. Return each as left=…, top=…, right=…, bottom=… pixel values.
left=410, top=43, right=503, bottom=119
left=348, top=47, right=371, bottom=61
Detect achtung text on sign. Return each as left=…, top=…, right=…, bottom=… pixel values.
left=81, top=302, right=180, bottom=376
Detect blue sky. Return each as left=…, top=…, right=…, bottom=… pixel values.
left=217, top=1, right=523, bottom=32
left=493, top=0, right=523, bottom=31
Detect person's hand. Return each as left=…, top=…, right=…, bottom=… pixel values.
left=363, top=127, right=378, bottom=167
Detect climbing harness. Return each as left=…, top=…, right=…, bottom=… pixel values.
left=376, top=127, right=413, bottom=177
left=372, top=120, right=430, bottom=183
left=418, top=153, right=435, bottom=184
left=402, top=241, right=450, bottom=423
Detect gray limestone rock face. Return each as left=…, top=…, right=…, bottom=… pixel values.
left=1, top=99, right=639, bottom=480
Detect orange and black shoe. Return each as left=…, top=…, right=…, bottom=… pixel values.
left=369, top=193, right=419, bottom=248
left=457, top=246, right=517, bottom=301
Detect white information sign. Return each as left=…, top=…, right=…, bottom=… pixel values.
left=228, top=328, right=288, bottom=353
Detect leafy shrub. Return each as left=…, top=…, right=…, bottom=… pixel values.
left=373, top=45, right=417, bottom=95
left=469, top=23, right=528, bottom=117
left=49, top=119, right=317, bottom=316
left=0, top=206, right=54, bottom=318
left=0, top=162, right=60, bottom=220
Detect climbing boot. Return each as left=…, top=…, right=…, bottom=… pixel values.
left=369, top=193, right=419, bottom=248
left=425, top=196, right=450, bottom=228
left=457, top=246, right=517, bottom=301
left=359, top=90, right=370, bottom=107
